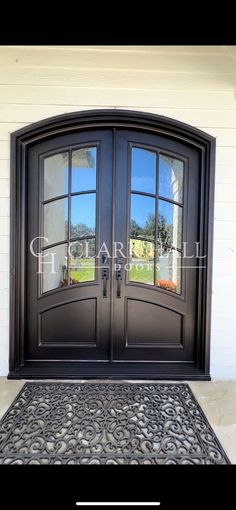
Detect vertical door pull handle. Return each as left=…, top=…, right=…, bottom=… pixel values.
left=116, top=268, right=122, bottom=298
left=102, top=268, right=109, bottom=297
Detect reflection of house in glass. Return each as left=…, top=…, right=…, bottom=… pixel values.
left=158, top=156, right=183, bottom=294
left=43, top=153, right=68, bottom=292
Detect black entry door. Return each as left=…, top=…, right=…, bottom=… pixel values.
left=26, top=127, right=200, bottom=369
left=27, top=130, right=113, bottom=361
left=113, top=130, right=200, bottom=363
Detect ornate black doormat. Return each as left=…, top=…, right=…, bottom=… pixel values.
left=0, top=382, right=230, bottom=464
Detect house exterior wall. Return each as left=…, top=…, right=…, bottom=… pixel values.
left=0, top=45, right=236, bottom=378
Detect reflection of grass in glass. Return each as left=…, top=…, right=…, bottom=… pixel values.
left=129, top=239, right=155, bottom=284
left=129, top=263, right=154, bottom=285
left=129, top=262, right=161, bottom=285
left=70, top=258, right=95, bottom=283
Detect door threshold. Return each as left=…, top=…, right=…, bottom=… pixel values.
left=8, top=361, right=211, bottom=380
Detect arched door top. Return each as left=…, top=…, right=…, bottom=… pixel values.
left=11, top=108, right=215, bottom=150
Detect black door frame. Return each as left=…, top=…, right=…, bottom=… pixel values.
left=9, top=109, right=215, bottom=380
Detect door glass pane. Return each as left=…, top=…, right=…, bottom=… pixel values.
left=71, top=194, right=96, bottom=238
left=44, top=153, right=68, bottom=200
left=69, top=238, right=95, bottom=283
left=44, top=198, right=68, bottom=246
left=129, top=239, right=154, bottom=285
left=158, top=199, right=182, bottom=249
left=156, top=246, right=181, bottom=294
left=131, top=147, right=156, bottom=194
left=72, top=147, right=96, bottom=192
left=42, top=243, right=67, bottom=293
left=130, top=194, right=155, bottom=240
left=159, top=155, right=184, bottom=204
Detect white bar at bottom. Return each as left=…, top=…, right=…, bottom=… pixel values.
left=76, top=503, right=161, bottom=507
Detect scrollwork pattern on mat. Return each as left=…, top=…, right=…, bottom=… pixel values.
left=0, top=383, right=230, bottom=464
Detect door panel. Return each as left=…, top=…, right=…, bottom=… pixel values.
left=113, top=129, right=200, bottom=362
left=26, top=130, right=113, bottom=361
left=125, top=299, right=183, bottom=347
left=39, top=299, right=97, bottom=346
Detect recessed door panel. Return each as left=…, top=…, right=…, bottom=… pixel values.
left=125, top=298, right=183, bottom=348
left=39, top=299, right=97, bottom=346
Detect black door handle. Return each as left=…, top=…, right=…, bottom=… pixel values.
left=116, top=267, right=122, bottom=298
left=102, top=268, right=109, bottom=297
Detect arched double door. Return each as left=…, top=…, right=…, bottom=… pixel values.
left=10, top=111, right=215, bottom=379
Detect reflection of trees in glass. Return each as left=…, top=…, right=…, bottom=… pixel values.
left=71, top=222, right=94, bottom=238
left=65, top=220, right=95, bottom=257
left=70, top=239, right=95, bottom=259
left=130, top=219, right=142, bottom=237
left=158, top=214, right=172, bottom=246
left=130, top=213, right=155, bottom=238
left=130, top=212, right=172, bottom=246
left=130, top=211, right=174, bottom=260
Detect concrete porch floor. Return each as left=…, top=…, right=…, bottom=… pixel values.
left=0, top=378, right=235, bottom=464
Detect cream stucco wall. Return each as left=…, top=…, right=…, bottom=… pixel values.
left=0, top=45, right=236, bottom=378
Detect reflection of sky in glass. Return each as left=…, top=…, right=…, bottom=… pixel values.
left=131, top=148, right=156, bottom=194
left=158, top=199, right=173, bottom=225
left=71, top=194, right=96, bottom=233
left=131, top=149, right=184, bottom=230
left=131, top=194, right=155, bottom=228
left=159, top=155, right=183, bottom=203
left=72, top=147, right=96, bottom=192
